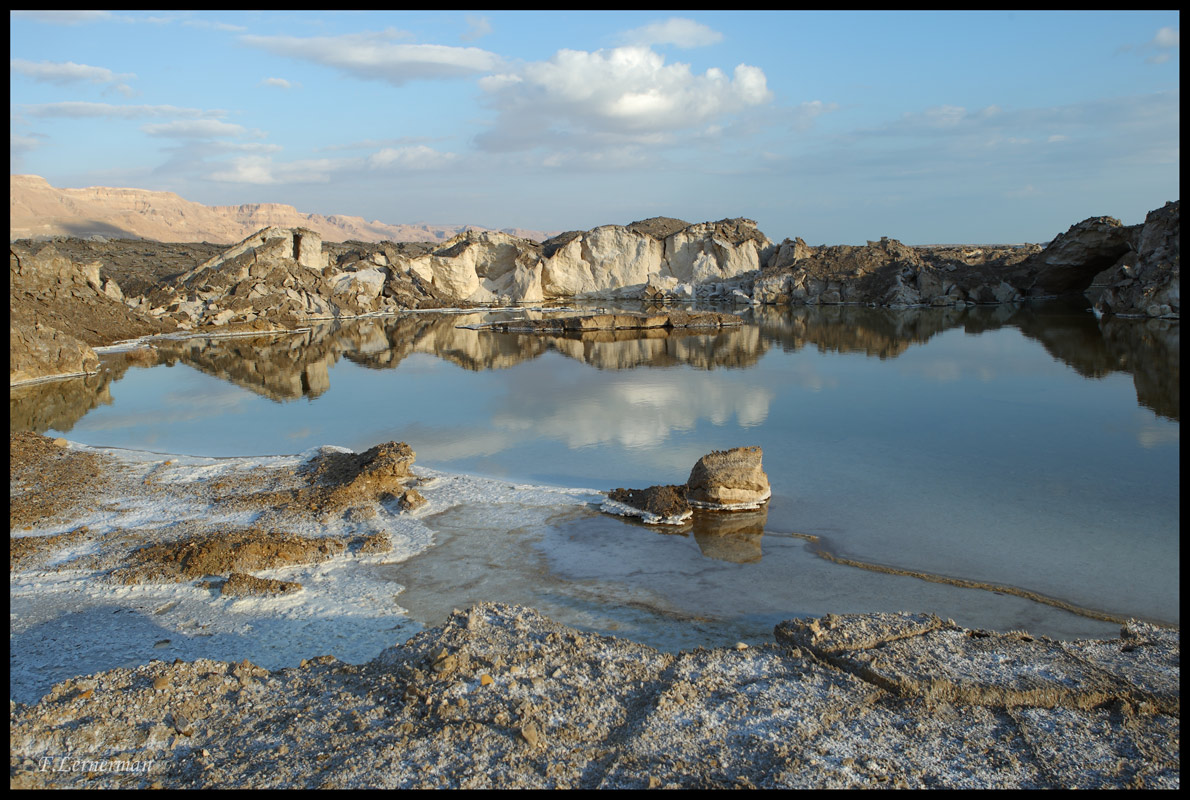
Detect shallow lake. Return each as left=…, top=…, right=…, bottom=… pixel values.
left=12, top=299, right=1180, bottom=647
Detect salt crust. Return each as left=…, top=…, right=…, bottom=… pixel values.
left=599, top=497, right=693, bottom=525
left=9, top=439, right=603, bottom=705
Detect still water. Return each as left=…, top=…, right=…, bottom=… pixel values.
left=12, top=300, right=1179, bottom=644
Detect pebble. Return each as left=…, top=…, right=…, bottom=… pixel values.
left=152, top=676, right=170, bottom=690
left=520, top=722, right=542, bottom=748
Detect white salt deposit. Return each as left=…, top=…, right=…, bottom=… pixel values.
left=9, top=440, right=605, bottom=705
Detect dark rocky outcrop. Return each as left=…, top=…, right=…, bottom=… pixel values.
left=1093, top=201, right=1180, bottom=318
left=752, top=237, right=1033, bottom=308
left=1019, top=216, right=1139, bottom=296
left=606, top=485, right=691, bottom=523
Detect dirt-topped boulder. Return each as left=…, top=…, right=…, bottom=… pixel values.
left=605, top=485, right=692, bottom=525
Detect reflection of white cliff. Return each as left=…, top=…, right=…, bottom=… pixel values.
left=492, top=375, right=775, bottom=450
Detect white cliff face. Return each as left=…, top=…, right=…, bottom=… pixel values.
left=665, top=225, right=767, bottom=285
left=395, top=230, right=545, bottom=303
left=542, top=227, right=665, bottom=298
left=540, top=222, right=770, bottom=301
left=378, top=219, right=775, bottom=304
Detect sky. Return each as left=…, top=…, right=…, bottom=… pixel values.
left=9, top=10, right=1180, bottom=244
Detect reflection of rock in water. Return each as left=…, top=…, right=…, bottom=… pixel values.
left=77, top=303, right=1179, bottom=419
left=1009, top=299, right=1180, bottom=421
left=543, top=326, right=767, bottom=371
left=152, top=312, right=773, bottom=402
left=9, top=349, right=154, bottom=433
left=752, top=304, right=967, bottom=359
left=1098, top=317, right=1180, bottom=421
left=10, top=373, right=116, bottom=434
left=690, top=506, right=767, bottom=564
left=754, top=301, right=1180, bottom=422
left=153, top=325, right=346, bottom=402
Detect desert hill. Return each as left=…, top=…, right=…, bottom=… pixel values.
left=9, top=175, right=555, bottom=245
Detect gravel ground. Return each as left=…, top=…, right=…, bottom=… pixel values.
left=9, top=603, right=1179, bottom=789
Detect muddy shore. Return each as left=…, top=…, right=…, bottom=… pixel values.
left=8, top=433, right=1180, bottom=788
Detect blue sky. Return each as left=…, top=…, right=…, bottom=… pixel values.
left=10, top=10, right=1180, bottom=244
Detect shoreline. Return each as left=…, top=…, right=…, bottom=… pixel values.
left=9, top=433, right=1181, bottom=787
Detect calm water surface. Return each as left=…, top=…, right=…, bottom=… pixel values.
left=13, top=300, right=1179, bottom=645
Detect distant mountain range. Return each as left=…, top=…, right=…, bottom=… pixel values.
left=9, top=175, right=557, bottom=244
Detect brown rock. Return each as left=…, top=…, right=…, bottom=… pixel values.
left=607, top=485, right=691, bottom=522
left=221, top=572, right=302, bottom=597
left=686, top=447, right=771, bottom=509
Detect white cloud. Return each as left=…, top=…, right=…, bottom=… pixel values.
left=241, top=31, right=502, bottom=85
left=208, top=155, right=352, bottom=185
left=11, top=59, right=131, bottom=85
left=620, top=17, right=724, bottom=48
left=180, top=18, right=245, bottom=32
left=141, top=120, right=248, bottom=138
left=1122, top=26, right=1179, bottom=64
left=366, top=145, right=456, bottom=170
left=23, top=102, right=214, bottom=119
left=461, top=15, right=492, bottom=42
left=10, top=10, right=114, bottom=25
left=11, top=133, right=43, bottom=154
left=260, top=77, right=298, bottom=89
left=1152, top=26, right=1179, bottom=49
left=919, top=105, right=967, bottom=128
left=791, top=100, right=839, bottom=131
left=11, top=59, right=136, bottom=96
left=477, top=45, right=772, bottom=153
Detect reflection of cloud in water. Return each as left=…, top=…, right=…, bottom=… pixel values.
left=902, top=359, right=963, bottom=383
left=76, top=388, right=249, bottom=432
left=413, top=427, right=519, bottom=461
left=1137, top=424, right=1178, bottom=449
left=493, top=375, right=774, bottom=450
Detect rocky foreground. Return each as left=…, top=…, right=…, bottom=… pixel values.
left=8, top=432, right=1181, bottom=789
left=9, top=603, right=1179, bottom=789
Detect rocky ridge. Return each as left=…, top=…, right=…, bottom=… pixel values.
left=9, top=202, right=1179, bottom=385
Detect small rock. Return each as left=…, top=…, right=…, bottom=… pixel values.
left=480, top=674, right=494, bottom=687
left=152, top=676, right=170, bottom=690
left=520, top=721, right=542, bottom=748
left=399, top=488, right=427, bottom=512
